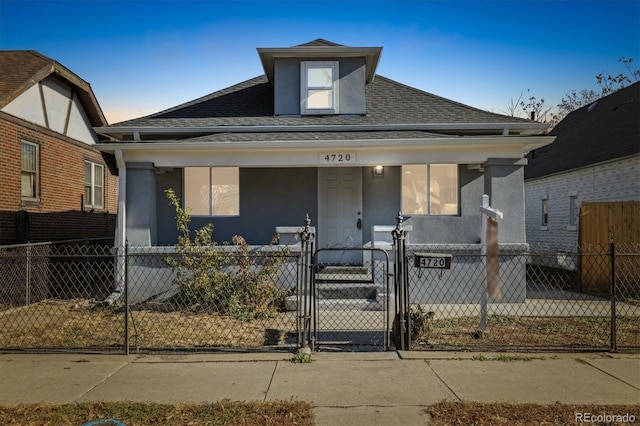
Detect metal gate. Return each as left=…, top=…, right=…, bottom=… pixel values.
left=294, top=216, right=392, bottom=351
left=311, top=247, right=391, bottom=351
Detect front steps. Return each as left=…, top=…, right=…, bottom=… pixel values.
left=286, top=265, right=390, bottom=311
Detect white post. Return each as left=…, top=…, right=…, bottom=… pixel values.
left=105, top=150, right=127, bottom=305
left=479, top=194, right=503, bottom=333
left=480, top=195, right=489, bottom=332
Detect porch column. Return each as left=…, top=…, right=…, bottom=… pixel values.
left=126, top=162, right=157, bottom=246
left=483, top=158, right=528, bottom=243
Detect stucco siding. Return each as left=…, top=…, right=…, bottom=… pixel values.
left=1, top=77, right=98, bottom=146
left=147, top=163, right=530, bottom=247
left=154, top=167, right=318, bottom=246
left=274, top=57, right=366, bottom=115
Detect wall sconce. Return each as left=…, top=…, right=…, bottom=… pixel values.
left=373, top=165, right=384, bottom=176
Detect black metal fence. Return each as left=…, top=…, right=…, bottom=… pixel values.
left=0, top=235, right=638, bottom=353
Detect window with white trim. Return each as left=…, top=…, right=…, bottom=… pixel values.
left=401, top=164, right=459, bottom=215
left=301, top=61, right=339, bottom=115
left=21, top=141, right=39, bottom=199
left=84, top=161, right=104, bottom=209
left=184, top=167, right=239, bottom=216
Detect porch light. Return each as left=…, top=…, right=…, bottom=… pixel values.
left=373, top=165, right=384, bottom=176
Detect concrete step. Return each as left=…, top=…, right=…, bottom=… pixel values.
left=284, top=294, right=394, bottom=312
left=316, top=282, right=382, bottom=300
left=316, top=266, right=372, bottom=282
left=316, top=297, right=387, bottom=311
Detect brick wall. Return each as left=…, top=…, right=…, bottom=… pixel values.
left=525, top=155, right=640, bottom=249
left=0, top=116, right=118, bottom=244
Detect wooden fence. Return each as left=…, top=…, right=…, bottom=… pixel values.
left=579, top=201, right=640, bottom=294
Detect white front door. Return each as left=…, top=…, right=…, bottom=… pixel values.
left=318, top=167, right=363, bottom=264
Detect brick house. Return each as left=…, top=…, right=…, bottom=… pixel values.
left=524, top=81, right=640, bottom=249
left=0, top=51, right=118, bottom=244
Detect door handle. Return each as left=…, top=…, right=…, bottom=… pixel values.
left=356, top=218, right=362, bottom=229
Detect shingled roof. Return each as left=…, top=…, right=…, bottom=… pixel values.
left=525, top=81, right=640, bottom=180
left=0, top=50, right=107, bottom=126
left=96, top=39, right=547, bottom=143
left=107, top=75, right=532, bottom=129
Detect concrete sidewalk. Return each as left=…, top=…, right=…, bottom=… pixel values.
left=0, top=351, right=637, bottom=425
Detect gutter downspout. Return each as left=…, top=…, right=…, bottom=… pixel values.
left=104, top=149, right=126, bottom=305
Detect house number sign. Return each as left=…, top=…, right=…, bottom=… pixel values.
left=319, top=152, right=356, bottom=164
left=414, top=253, right=452, bottom=269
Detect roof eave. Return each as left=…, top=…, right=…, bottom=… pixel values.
left=96, top=135, right=556, bottom=154
left=94, top=122, right=550, bottom=140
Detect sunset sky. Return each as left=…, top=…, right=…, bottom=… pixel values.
left=1, top=0, right=638, bottom=124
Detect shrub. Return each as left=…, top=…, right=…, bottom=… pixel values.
left=409, top=303, right=434, bottom=343
left=164, top=189, right=289, bottom=321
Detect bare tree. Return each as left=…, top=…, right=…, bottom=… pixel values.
left=520, top=89, right=552, bottom=122
left=596, top=56, right=640, bottom=96
left=503, top=91, right=524, bottom=117
left=509, top=56, right=640, bottom=126
left=553, top=88, right=600, bottom=123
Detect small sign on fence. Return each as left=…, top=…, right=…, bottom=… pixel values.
left=413, top=253, right=452, bottom=269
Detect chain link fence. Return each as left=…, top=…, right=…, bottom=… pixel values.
left=0, top=240, right=300, bottom=353
left=405, top=242, right=640, bottom=351
left=0, top=239, right=638, bottom=353
left=0, top=239, right=122, bottom=350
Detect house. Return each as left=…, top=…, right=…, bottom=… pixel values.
left=0, top=51, right=118, bottom=245
left=95, top=39, right=554, bottom=304
left=524, top=81, right=640, bottom=250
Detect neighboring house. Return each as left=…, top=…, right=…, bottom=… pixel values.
left=0, top=51, right=118, bottom=244
left=524, top=81, right=640, bottom=249
left=95, top=39, right=554, bottom=304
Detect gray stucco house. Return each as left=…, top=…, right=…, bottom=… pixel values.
left=96, top=39, right=552, bottom=249
left=524, top=81, right=640, bottom=249
left=95, top=39, right=554, bottom=304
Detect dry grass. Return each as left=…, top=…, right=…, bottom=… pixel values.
left=0, top=299, right=297, bottom=350
left=0, top=400, right=314, bottom=426
left=1, top=299, right=639, bottom=351
left=427, top=401, right=640, bottom=425
left=1, top=401, right=638, bottom=425
left=412, top=314, right=640, bottom=349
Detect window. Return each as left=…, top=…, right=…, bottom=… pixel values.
left=541, top=198, right=549, bottom=229
left=84, top=161, right=104, bottom=209
left=301, top=61, right=338, bottom=115
left=184, top=167, right=239, bottom=216
left=21, top=141, right=39, bottom=199
left=401, top=164, right=459, bottom=215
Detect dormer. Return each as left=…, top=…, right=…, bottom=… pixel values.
left=257, top=39, right=383, bottom=116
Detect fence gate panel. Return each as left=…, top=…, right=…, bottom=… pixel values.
left=311, top=248, right=391, bottom=351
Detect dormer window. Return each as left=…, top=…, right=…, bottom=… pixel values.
left=301, top=61, right=339, bottom=115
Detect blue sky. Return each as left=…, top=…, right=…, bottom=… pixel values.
left=1, top=0, right=638, bottom=123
